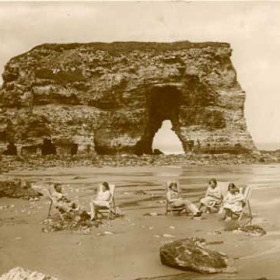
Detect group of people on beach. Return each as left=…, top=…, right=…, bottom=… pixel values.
left=50, top=178, right=246, bottom=222
left=50, top=181, right=113, bottom=220
left=167, top=179, right=246, bottom=221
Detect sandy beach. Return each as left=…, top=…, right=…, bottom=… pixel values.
left=1, top=164, right=280, bottom=280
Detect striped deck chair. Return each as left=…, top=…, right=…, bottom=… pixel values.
left=238, top=185, right=253, bottom=223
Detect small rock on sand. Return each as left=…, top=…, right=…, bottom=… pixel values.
left=235, top=224, right=266, bottom=236
left=163, top=234, right=175, bottom=238
left=144, top=212, right=158, bottom=216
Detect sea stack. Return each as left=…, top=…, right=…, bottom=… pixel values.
left=0, top=41, right=255, bottom=155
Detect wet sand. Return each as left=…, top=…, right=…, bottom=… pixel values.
left=0, top=164, right=280, bottom=280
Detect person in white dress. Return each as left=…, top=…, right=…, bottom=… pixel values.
left=199, top=179, right=222, bottom=213
left=90, top=182, right=112, bottom=220
left=222, top=183, right=245, bottom=221
left=167, top=181, right=202, bottom=217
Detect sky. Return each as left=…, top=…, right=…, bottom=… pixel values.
left=0, top=1, right=280, bottom=152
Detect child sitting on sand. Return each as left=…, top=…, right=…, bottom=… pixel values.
left=167, top=181, right=202, bottom=217
left=199, top=179, right=222, bottom=213
left=222, top=183, right=245, bottom=221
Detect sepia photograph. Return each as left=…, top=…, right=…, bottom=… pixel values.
left=0, top=1, right=280, bottom=279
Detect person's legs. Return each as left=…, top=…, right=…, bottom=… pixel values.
left=90, top=202, right=98, bottom=220
left=223, top=208, right=232, bottom=220
left=183, top=200, right=201, bottom=216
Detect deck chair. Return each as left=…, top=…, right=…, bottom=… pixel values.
left=165, top=181, right=185, bottom=215
left=95, top=184, right=117, bottom=219
left=47, top=185, right=79, bottom=220
left=237, top=186, right=253, bottom=223
left=200, top=181, right=227, bottom=213
left=47, top=187, right=64, bottom=220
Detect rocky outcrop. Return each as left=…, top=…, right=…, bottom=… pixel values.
left=0, top=179, right=42, bottom=199
left=160, top=238, right=229, bottom=273
left=237, top=224, right=266, bottom=236
left=0, top=41, right=255, bottom=155
left=0, top=267, right=59, bottom=280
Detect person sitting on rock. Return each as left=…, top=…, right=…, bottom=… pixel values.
left=50, top=183, right=79, bottom=216
left=199, top=179, right=222, bottom=213
left=90, top=181, right=112, bottom=220
left=222, top=183, right=245, bottom=221
left=167, top=181, right=202, bottom=217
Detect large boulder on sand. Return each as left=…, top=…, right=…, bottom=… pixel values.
left=0, top=179, right=42, bottom=199
left=160, top=238, right=228, bottom=273
left=0, top=267, right=59, bottom=280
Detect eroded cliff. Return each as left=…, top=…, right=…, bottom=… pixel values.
left=0, top=41, right=255, bottom=155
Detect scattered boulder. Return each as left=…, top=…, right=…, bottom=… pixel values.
left=238, top=224, right=266, bottom=236
left=0, top=267, right=59, bottom=280
left=160, top=238, right=229, bottom=273
left=0, top=179, right=42, bottom=199
left=42, top=211, right=99, bottom=233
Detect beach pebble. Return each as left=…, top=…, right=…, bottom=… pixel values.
left=149, top=212, right=158, bottom=216
left=169, top=226, right=175, bottom=229
left=149, top=227, right=154, bottom=230
left=103, top=231, right=113, bottom=235
left=163, top=234, right=175, bottom=238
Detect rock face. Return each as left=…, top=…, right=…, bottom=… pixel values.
left=0, top=41, right=255, bottom=155
left=0, top=267, right=59, bottom=280
left=160, top=238, right=228, bottom=273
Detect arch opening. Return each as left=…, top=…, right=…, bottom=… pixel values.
left=152, top=120, right=184, bottom=154
left=135, top=85, right=185, bottom=155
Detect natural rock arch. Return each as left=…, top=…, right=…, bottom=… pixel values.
left=0, top=41, right=256, bottom=155
left=135, top=85, right=182, bottom=155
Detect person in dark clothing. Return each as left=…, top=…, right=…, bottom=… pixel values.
left=2, top=142, right=17, bottom=155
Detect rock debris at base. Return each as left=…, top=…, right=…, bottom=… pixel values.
left=0, top=152, right=280, bottom=175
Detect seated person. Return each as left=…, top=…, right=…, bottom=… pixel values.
left=51, top=183, right=79, bottom=215
left=222, top=183, right=245, bottom=221
left=90, top=182, right=112, bottom=220
left=199, top=178, right=222, bottom=213
left=167, top=181, right=202, bottom=217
